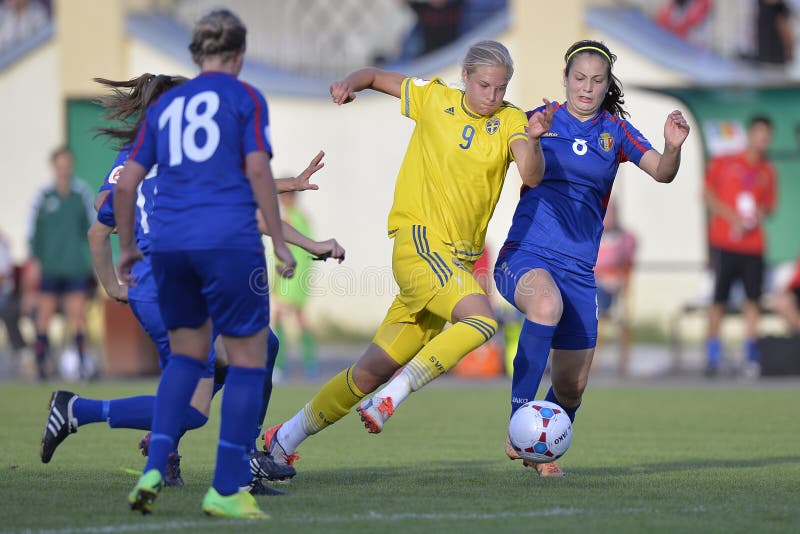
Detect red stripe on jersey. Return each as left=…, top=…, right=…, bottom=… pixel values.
left=608, top=114, right=648, bottom=154
left=240, top=81, right=265, bottom=152
left=97, top=190, right=111, bottom=211
left=601, top=187, right=613, bottom=211
left=129, top=118, right=148, bottom=160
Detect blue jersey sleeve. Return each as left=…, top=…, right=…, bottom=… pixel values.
left=130, top=114, right=158, bottom=170
left=99, top=148, right=131, bottom=193
left=96, top=188, right=116, bottom=227
left=615, top=119, right=653, bottom=165
left=240, top=82, right=273, bottom=157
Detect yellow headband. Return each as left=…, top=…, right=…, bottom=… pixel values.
left=566, top=46, right=612, bottom=64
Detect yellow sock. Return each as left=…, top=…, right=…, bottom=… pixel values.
left=300, top=365, right=365, bottom=434
left=381, top=316, right=497, bottom=407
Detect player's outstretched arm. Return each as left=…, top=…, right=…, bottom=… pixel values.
left=511, top=99, right=555, bottom=187
left=247, top=151, right=296, bottom=278
left=330, top=68, right=406, bottom=104
left=275, top=150, right=325, bottom=193
left=639, top=110, right=691, bottom=183
left=256, top=212, right=346, bottom=264
left=87, top=219, right=127, bottom=303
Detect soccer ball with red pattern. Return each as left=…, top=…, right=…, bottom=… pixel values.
left=508, top=400, right=572, bottom=463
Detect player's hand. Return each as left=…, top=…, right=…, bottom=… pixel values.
left=310, top=238, right=346, bottom=264
left=294, top=151, right=325, bottom=191
left=117, top=246, right=143, bottom=287
left=527, top=98, right=555, bottom=140
left=664, top=110, right=690, bottom=149
left=274, top=242, right=297, bottom=279
left=330, top=80, right=357, bottom=105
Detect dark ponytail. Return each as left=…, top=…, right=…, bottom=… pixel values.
left=93, top=73, right=188, bottom=148
left=564, top=40, right=628, bottom=119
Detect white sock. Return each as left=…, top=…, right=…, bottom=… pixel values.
left=277, top=410, right=311, bottom=454
left=376, top=368, right=413, bottom=409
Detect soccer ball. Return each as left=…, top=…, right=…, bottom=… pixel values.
left=508, top=400, right=572, bottom=463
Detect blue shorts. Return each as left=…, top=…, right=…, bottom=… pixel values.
left=150, top=249, right=269, bottom=337
left=128, top=260, right=216, bottom=377
left=494, top=247, right=598, bottom=350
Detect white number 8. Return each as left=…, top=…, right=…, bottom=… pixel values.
left=159, top=91, right=220, bottom=166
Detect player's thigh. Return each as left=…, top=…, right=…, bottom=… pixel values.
left=129, top=298, right=171, bottom=365
left=712, top=250, right=738, bottom=304
left=196, top=249, right=270, bottom=340
left=741, top=253, right=765, bottom=302
left=372, top=296, right=446, bottom=367
left=150, top=250, right=209, bottom=331
left=550, top=347, right=595, bottom=396
left=494, top=248, right=562, bottom=323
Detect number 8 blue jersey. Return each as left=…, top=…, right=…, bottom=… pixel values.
left=130, top=71, right=272, bottom=252
left=504, top=102, right=653, bottom=267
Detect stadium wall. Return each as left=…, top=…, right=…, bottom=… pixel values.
left=0, top=0, right=716, bottom=336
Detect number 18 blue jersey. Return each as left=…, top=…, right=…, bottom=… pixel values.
left=130, top=71, right=273, bottom=252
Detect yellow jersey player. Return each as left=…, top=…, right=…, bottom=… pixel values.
left=264, top=40, right=555, bottom=468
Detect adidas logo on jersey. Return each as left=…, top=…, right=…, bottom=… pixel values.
left=444, top=107, right=455, bottom=115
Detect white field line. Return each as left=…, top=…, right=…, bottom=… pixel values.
left=6, top=506, right=706, bottom=534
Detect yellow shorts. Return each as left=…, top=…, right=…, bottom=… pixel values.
left=373, top=225, right=485, bottom=365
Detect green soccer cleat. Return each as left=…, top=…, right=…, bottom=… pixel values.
left=202, top=487, right=270, bottom=519
left=128, top=469, right=163, bottom=514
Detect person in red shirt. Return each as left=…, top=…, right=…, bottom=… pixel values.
left=703, top=115, right=777, bottom=376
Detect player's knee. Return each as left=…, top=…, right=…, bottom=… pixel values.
left=525, top=294, right=562, bottom=325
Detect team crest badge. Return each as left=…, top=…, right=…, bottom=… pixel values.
left=598, top=132, right=614, bottom=152
left=485, top=116, right=500, bottom=135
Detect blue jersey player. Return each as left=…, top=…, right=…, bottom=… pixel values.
left=39, top=74, right=340, bottom=494
left=116, top=10, right=296, bottom=518
left=494, top=40, right=690, bottom=477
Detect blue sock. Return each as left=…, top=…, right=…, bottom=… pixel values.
left=72, top=398, right=108, bottom=426
left=214, top=365, right=267, bottom=496
left=144, top=354, right=206, bottom=477
left=173, top=406, right=209, bottom=454
left=250, top=328, right=279, bottom=451
left=510, top=320, right=556, bottom=417
left=707, top=337, right=722, bottom=369
left=545, top=386, right=580, bottom=422
left=745, top=338, right=759, bottom=364
left=107, top=396, right=154, bottom=429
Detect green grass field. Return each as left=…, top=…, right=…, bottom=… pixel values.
left=1, top=380, right=798, bottom=533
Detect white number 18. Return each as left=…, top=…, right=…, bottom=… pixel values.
left=159, top=91, right=220, bottom=166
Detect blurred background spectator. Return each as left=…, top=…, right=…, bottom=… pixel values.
left=273, top=190, right=319, bottom=380
left=27, top=146, right=95, bottom=380
left=595, top=201, right=637, bottom=377
left=656, top=0, right=713, bottom=47
left=773, top=252, right=800, bottom=333
left=703, top=116, right=777, bottom=378
left=0, top=0, right=49, bottom=54
left=0, top=230, right=26, bottom=362
left=754, top=0, right=794, bottom=65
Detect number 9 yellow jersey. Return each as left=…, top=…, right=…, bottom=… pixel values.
left=388, top=77, right=528, bottom=261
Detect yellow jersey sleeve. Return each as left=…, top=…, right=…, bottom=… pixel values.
left=503, top=104, right=529, bottom=161
left=400, top=77, right=448, bottom=121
